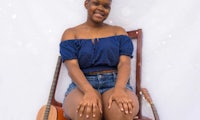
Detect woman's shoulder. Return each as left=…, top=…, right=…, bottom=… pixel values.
left=108, top=25, right=128, bottom=36
left=61, top=23, right=91, bottom=41
left=61, top=27, right=76, bottom=41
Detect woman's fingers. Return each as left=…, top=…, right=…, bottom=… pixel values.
left=122, top=102, right=129, bottom=114
left=127, top=101, right=133, bottom=114
left=118, top=102, right=124, bottom=111
left=92, top=104, right=97, bottom=117
left=98, top=100, right=103, bottom=114
left=77, top=102, right=87, bottom=117
left=116, top=99, right=134, bottom=114
left=124, top=100, right=134, bottom=114
left=108, top=97, right=113, bottom=109
left=77, top=102, right=101, bottom=118
left=85, top=104, right=92, bottom=118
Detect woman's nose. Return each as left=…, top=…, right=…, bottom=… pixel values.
left=97, top=5, right=104, bottom=11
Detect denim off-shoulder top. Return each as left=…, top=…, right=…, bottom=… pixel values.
left=59, top=35, right=134, bottom=74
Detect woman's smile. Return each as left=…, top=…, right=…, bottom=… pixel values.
left=94, top=11, right=105, bottom=18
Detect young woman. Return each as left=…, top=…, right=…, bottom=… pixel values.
left=60, top=0, right=139, bottom=120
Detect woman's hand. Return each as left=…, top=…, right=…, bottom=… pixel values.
left=77, top=90, right=102, bottom=118
left=108, top=88, right=134, bottom=114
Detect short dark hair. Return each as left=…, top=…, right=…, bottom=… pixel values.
left=86, top=0, right=112, bottom=2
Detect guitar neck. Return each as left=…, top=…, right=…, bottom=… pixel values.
left=44, top=56, right=62, bottom=120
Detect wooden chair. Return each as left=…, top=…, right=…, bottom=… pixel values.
left=37, top=29, right=159, bottom=120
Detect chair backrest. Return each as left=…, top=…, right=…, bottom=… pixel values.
left=127, top=29, right=143, bottom=118
left=50, top=29, right=143, bottom=117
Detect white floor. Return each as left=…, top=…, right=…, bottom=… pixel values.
left=0, top=0, right=200, bottom=120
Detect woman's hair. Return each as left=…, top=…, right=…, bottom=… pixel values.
left=86, top=0, right=112, bottom=2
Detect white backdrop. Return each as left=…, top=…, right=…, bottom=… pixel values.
left=0, top=0, right=200, bottom=120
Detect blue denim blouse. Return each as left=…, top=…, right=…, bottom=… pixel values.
left=60, top=35, right=134, bottom=74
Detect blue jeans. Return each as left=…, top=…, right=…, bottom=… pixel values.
left=64, top=72, right=134, bottom=96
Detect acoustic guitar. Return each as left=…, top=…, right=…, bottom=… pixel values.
left=36, top=56, right=66, bottom=120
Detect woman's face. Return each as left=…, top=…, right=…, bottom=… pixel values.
left=85, top=0, right=111, bottom=23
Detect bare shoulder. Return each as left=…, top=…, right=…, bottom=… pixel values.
left=61, top=27, right=76, bottom=41
left=112, top=25, right=128, bottom=36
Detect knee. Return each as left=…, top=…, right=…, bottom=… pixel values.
left=119, top=114, right=135, bottom=120
left=104, top=110, right=136, bottom=120
left=103, top=102, right=139, bottom=120
left=75, top=111, right=102, bottom=120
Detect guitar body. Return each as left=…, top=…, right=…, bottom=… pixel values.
left=37, top=105, right=67, bottom=120
left=36, top=105, right=57, bottom=120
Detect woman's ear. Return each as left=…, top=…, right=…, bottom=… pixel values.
left=84, top=0, right=89, bottom=9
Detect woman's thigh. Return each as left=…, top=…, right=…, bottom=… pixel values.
left=63, top=88, right=83, bottom=120
left=63, top=88, right=102, bottom=120
left=102, top=88, right=139, bottom=120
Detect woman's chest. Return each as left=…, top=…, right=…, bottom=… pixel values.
left=77, top=38, right=120, bottom=56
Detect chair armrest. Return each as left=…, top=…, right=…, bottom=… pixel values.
left=140, top=88, right=160, bottom=120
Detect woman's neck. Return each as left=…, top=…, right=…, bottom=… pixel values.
left=85, top=20, right=105, bottom=28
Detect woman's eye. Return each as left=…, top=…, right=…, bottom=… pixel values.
left=103, top=4, right=110, bottom=9
left=93, top=2, right=99, bottom=6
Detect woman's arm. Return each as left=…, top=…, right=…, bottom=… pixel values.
left=108, top=55, right=134, bottom=114
left=64, top=59, right=94, bottom=93
left=115, top=55, right=131, bottom=89
left=61, top=28, right=94, bottom=92
left=61, top=28, right=103, bottom=117
left=64, top=59, right=102, bottom=118
left=108, top=26, right=135, bottom=114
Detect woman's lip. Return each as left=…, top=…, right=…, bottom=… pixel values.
left=94, top=13, right=104, bottom=18
left=94, top=11, right=104, bottom=16
left=95, top=13, right=103, bottom=16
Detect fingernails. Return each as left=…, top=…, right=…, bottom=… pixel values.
left=79, top=114, right=82, bottom=117
left=86, top=115, right=89, bottom=118
left=93, top=114, right=96, bottom=117
left=125, top=111, right=128, bottom=114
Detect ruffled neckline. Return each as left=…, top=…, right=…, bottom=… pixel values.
left=61, top=35, right=129, bottom=42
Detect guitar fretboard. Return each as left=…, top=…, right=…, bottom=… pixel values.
left=43, top=56, right=62, bottom=120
